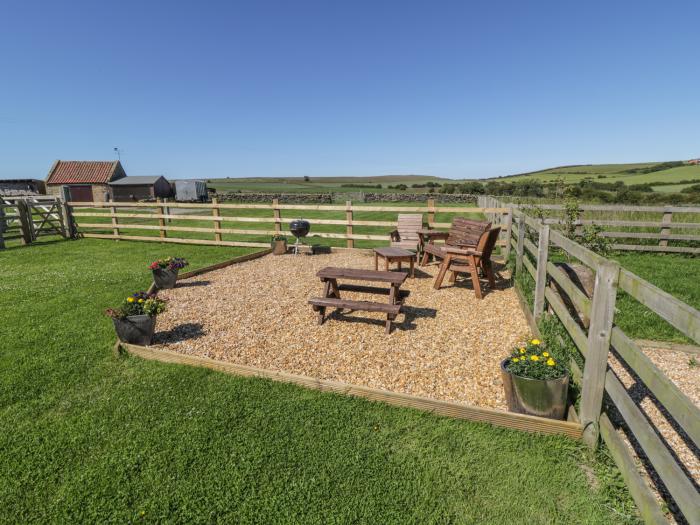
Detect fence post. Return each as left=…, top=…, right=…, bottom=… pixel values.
left=346, top=201, right=353, bottom=248
left=211, top=198, right=221, bottom=243
left=54, top=197, right=67, bottom=238
left=515, top=217, right=525, bottom=275
left=502, top=207, right=513, bottom=260
left=164, top=198, right=171, bottom=224
left=109, top=200, right=120, bottom=239
left=156, top=198, right=167, bottom=239
left=61, top=200, right=76, bottom=239
left=533, top=224, right=550, bottom=320
left=272, top=198, right=281, bottom=235
left=659, top=206, right=672, bottom=248
left=0, top=205, right=5, bottom=249
left=16, top=200, right=34, bottom=245
left=427, top=198, right=435, bottom=227
left=580, top=260, right=620, bottom=448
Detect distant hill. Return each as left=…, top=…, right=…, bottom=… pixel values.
left=483, top=161, right=700, bottom=188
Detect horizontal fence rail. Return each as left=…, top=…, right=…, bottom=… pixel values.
left=504, top=196, right=700, bottom=524
left=495, top=199, right=700, bottom=254
left=67, top=199, right=514, bottom=252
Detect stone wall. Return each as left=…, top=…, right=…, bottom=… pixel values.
left=362, top=192, right=478, bottom=203
left=215, top=192, right=333, bottom=204
left=214, top=191, right=478, bottom=205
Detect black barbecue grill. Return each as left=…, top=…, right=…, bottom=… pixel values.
left=289, top=218, right=311, bottom=254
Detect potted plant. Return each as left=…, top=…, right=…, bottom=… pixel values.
left=149, top=257, right=189, bottom=289
left=500, top=339, right=569, bottom=420
left=270, top=235, right=288, bottom=255
left=106, top=292, right=167, bottom=345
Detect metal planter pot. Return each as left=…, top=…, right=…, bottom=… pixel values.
left=113, top=315, right=157, bottom=346
left=152, top=268, right=178, bottom=289
left=500, top=359, right=569, bottom=420
left=271, top=239, right=288, bottom=255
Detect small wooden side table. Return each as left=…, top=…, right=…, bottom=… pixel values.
left=417, top=229, right=449, bottom=265
left=373, top=247, right=415, bottom=278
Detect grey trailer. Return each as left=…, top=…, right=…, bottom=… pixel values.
left=175, top=180, right=208, bottom=202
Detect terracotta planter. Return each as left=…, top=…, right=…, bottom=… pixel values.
left=500, top=359, right=569, bottom=420
left=152, top=268, right=178, bottom=289
left=113, top=315, right=157, bottom=346
left=271, top=239, right=288, bottom=255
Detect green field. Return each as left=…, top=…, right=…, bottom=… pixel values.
left=488, top=162, right=700, bottom=187
left=208, top=175, right=451, bottom=194
left=0, top=238, right=639, bottom=523
left=199, top=162, right=700, bottom=196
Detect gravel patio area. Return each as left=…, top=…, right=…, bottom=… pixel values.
left=154, top=250, right=531, bottom=410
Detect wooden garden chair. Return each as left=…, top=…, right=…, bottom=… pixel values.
left=432, top=227, right=501, bottom=299
left=420, top=217, right=491, bottom=266
left=389, top=214, right=423, bottom=252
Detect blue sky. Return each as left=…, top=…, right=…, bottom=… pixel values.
left=0, top=0, right=698, bottom=180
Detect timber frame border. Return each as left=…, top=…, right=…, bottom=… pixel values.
left=116, top=342, right=583, bottom=439
left=118, top=250, right=582, bottom=439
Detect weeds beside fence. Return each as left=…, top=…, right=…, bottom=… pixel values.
left=504, top=198, right=700, bottom=524
left=481, top=196, right=700, bottom=254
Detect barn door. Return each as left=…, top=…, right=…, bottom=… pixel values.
left=68, top=185, right=93, bottom=202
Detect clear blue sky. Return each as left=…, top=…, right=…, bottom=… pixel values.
left=1, top=0, right=698, bottom=180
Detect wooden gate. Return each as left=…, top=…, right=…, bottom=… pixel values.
left=0, top=197, right=72, bottom=248
left=29, top=199, right=66, bottom=238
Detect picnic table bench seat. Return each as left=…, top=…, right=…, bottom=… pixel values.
left=310, top=266, right=408, bottom=333
left=309, top=297, right=401, bottom=315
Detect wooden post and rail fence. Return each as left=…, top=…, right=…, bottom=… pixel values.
left=497, top=199, right=700, bottom=254
left=507, top=198, right=700, bottom=524
left=60, top=198, right=514, bottom=255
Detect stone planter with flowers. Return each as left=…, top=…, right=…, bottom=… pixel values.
left=149, top=257, right=189, bottom=290
left=106, top=292, right=167, bottom=346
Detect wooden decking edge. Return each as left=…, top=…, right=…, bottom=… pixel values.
left=117, top=342, right=583, bottom=439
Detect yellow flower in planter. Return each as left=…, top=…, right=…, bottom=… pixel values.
left=531, top=339, right=541, bottom=345
left=547, top=358, right=556, bottom=366
left=127, top=297, right=135, bottom=303
left=512, top=357, right=519, bottom=363
left=530, top=355, right=540, bottom=361
left=542, top=352, right=549, bottom=357
left=519, top=348, right=526, bottom=354
left=138, top=299, right=144, bottom=303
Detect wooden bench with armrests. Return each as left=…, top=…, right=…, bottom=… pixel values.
left=420, top=217, right=491, bottom=266
left=433, top=227, right=501, bottom=299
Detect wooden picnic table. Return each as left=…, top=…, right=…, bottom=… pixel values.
left=308, top=267, right=409, bottom=334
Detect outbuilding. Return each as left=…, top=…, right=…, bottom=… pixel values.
left=109, top=175, right=172, bottom=201
left=46, top=160, right=127, bottom=202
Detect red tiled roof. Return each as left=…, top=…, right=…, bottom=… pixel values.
left=46, top=160, right=123, bottom=185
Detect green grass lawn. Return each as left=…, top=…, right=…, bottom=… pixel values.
left=611, top=253, right=700, bottom=343
left=0, top=238, right=639, bottom=523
